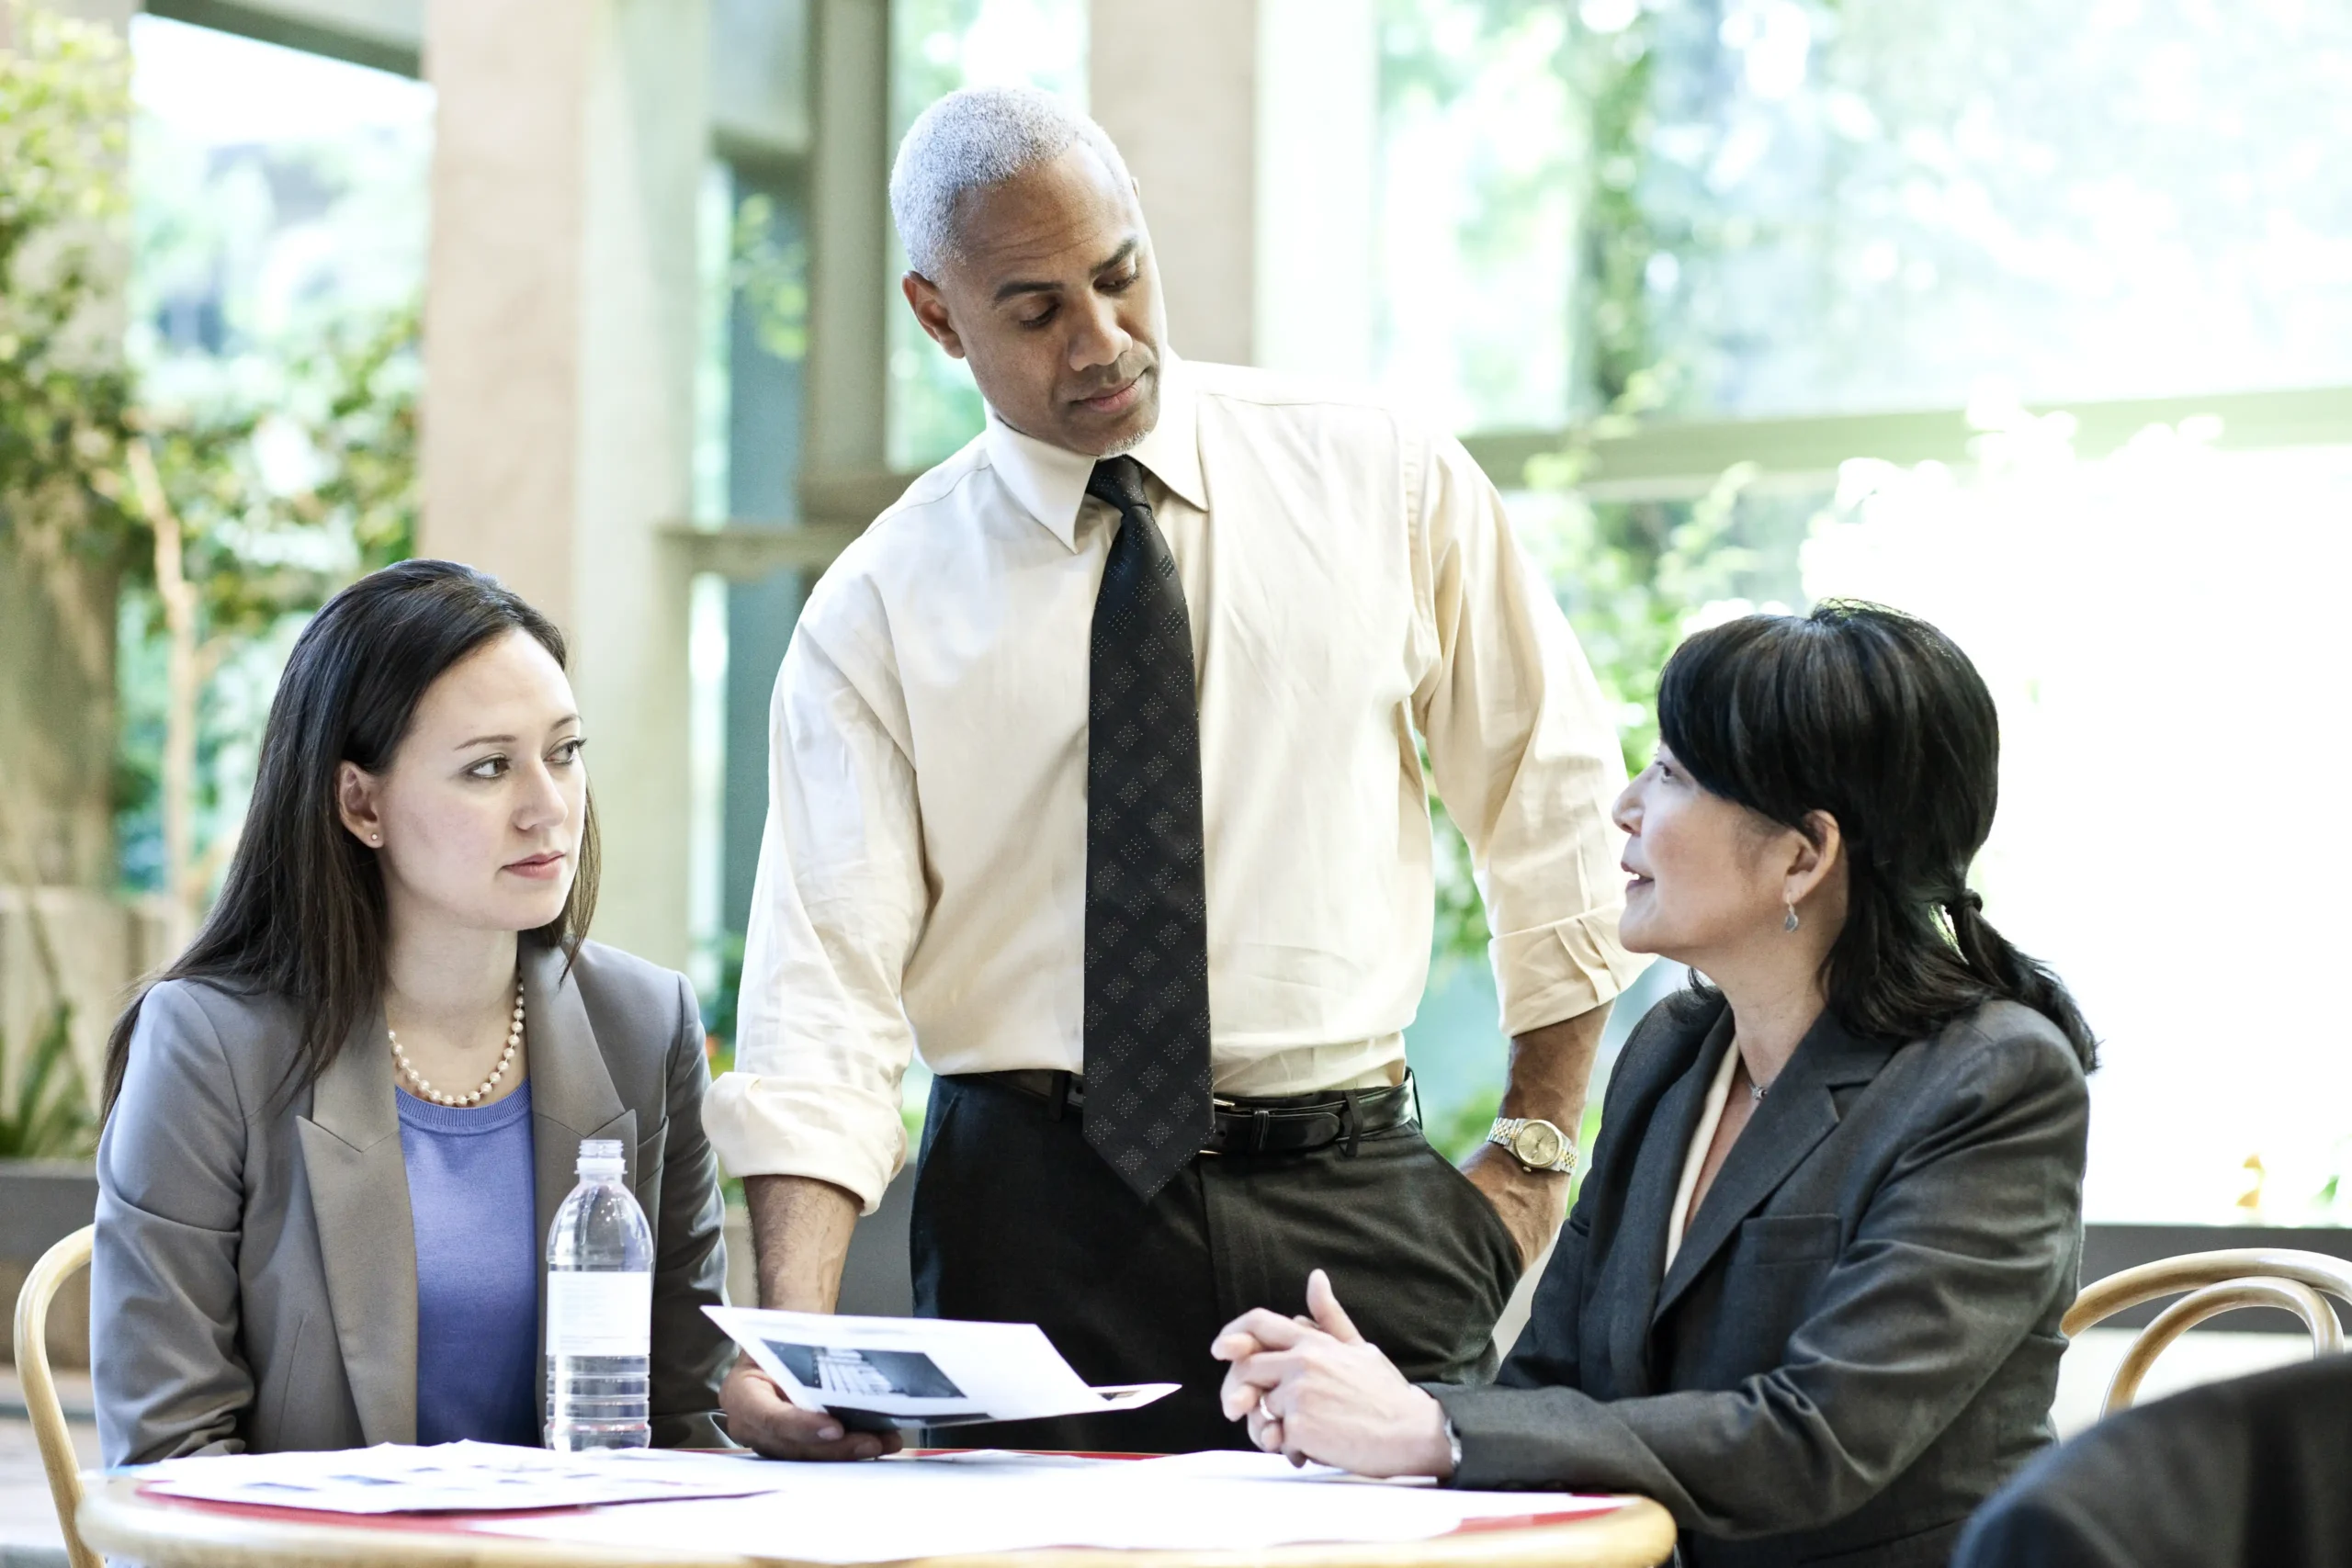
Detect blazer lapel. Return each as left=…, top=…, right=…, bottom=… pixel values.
left=1653, top=1009, right=1894, bottom=1325
left=295, top=1003, right=418, bottom=1446
left=522, top=942, right=636, bottom=1426
left=1603, top=1000, right=1731, bottom=1398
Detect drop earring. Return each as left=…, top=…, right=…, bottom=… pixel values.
left=1783, top=900, right=1800, bottom=933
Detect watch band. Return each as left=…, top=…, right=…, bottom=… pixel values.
left=1487, top=1115, right=1577, bottom=1174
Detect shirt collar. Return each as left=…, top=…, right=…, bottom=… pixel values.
left=982, top=350, right=1208, bottom=551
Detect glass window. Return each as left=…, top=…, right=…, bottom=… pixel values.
left=886, top=0, right=1087, bottom=472
left=1624, top=0, right=2352, bottom=417
left=122, top=17, right=429, bottom=894
left=1372, top=0, right=2352, bottom=429
left=1372, top=0, right=1582, bottom=431
left=1366, top=1, right=2352, bottom=1223
left=1805, top=426, right=2352, bottom=1223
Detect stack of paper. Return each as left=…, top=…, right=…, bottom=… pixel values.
left=140, top=1442, right=777, bottom=1514
left=464, top=1450, right=1628, bottom=1561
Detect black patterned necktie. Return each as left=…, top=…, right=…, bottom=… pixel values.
left=1081, top=455, right=1214, bottom=1201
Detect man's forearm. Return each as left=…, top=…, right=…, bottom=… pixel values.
left=742, top=1173, right=863, bottom=1312
left=1462, top=1002, right=1612, bottom=1266
left=1499, top=1003, right=1612, bottom=1140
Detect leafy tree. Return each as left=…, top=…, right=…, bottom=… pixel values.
left=0, top=2, right=136, bottom=569
left=4, top=4, right=420, bottom=949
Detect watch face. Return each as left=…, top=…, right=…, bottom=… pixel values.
left=1511, top=1121, right=1565, bottom=1168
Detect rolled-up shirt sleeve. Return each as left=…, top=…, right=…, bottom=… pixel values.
left=703, top=597, right=925, bottom=1214
left=1410, top=432, right=1645, bottom=1036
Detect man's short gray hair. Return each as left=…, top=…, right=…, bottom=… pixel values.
left=889, top=85, right=1133, bottom=279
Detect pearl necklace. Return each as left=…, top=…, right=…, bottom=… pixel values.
left=390, top=979, right=525, bottom=1107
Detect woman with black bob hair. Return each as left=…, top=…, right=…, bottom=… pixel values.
left=94, top=559, right=730, bottom=1463
left=1215, top=603, right=2094, bottom=1568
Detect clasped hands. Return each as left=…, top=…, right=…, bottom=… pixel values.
left=1210, top=1267, right=1455, bottom=1479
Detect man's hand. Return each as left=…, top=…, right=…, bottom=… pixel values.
left=1459, top=1143, right=1571, bottom=1269
left=1211, top=1269, right=1453, bottom=1478
left=721, top=1358, right=906, bottom=1461
left=725, top=1174, right=892, bottom=1460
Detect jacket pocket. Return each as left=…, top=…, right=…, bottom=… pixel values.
left=1735, top=1213, right=1843, bottom=1266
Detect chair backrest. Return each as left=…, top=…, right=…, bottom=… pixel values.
left=2067, top=1247, right=2352, bottom=1417
left=13, top=1224, right=98, bottom=1568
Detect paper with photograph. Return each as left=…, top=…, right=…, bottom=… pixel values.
left=704, top=1305, right=1178, bottom=1429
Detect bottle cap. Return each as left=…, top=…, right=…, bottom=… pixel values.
left=576, top=1138, right=626, bottom=1181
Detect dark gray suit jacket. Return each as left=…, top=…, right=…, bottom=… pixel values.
left=1433, top=991, right=2089, bottom=1568
left=1953, top=1351, right=2352, bottom=1568
left=94, top=939, right=733, bottom=1464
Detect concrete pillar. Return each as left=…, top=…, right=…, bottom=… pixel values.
left=1087, top=0, right=1378, bottom=377
left=1088, top=0, right=1258, bottom=367
left=804, top=0, right=890, bottom=481
left=420, top=0, right=710, bottom=969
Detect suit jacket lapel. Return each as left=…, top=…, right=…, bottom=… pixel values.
left=295, top=1002, right=417, bottom=1446
left=1653, top=1009, right=1894, bottom=1324
left=1603, top=1000, right=1730, bottom=1398
left=522, top=942, right=635, bottom=1426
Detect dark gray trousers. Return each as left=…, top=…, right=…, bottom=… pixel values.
left=911, top=1072, right=1522, bottom=1454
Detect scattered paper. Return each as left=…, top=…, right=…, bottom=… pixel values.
left=705, top=1305, right=1178, bottom=1429
left=470, top=1450, right=1629, bottom=1561
left=140, top=1441, right=777, bottom=1514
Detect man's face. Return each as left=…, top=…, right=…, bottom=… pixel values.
left=902, top=145, right=1167, bottom=457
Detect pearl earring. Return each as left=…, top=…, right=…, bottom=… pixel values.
left=1783, top=901, right=1801, bottom=933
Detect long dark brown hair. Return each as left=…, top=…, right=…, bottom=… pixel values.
left=103, top=559, right=600, bottom=1111
left=1657, top=601, right=2096, bottom=1069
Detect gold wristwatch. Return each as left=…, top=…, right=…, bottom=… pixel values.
left=1487, top=1116, right=1577, bottom=1174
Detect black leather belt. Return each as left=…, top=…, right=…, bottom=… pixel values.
left=962, top=1069, right=1419, bottom=1157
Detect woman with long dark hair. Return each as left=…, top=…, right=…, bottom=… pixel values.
left=1213, top=603, right=2094, bottom=1568
left=94, top=559, right=730, bottom=1463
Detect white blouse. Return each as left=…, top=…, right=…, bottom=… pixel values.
left=1663, top=1042, right=1743, bottom=1275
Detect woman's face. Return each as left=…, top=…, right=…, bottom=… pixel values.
left=1612, top=742, right=1816, bottom=964
left=338, top=630, right=587, bottom=938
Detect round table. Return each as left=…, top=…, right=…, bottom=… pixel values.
left=79, top=1472, right=1679, bottom=1568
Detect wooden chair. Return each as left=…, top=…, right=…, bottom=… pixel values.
left=2065, top=1247, right=2352, bottom=1417
left=13, top=1224, right=98, bottom=1568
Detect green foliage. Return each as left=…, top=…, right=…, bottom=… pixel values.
left=1567, top=7, right=1661, bottom=409
left=112, top=302, right=421, bottom=892
left=0, top=2, right=135, bottom=564
left=729, top=194, right=808, bottom=364
left=133, top=303, right=420, bottom=634
left=0, top=1002, right=96, bottom=1160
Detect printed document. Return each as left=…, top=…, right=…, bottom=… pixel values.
left=705, top=1305, right=1177, bottom=1430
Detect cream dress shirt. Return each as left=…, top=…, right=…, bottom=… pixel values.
left=705, top=355, right=1645, bottom=1210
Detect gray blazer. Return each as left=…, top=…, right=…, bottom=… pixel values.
left=1434, top=992, right=2089, bottom=1568
left=94, top=940, right=733, bottom=1465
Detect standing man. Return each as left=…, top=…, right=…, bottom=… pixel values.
left=708, top=85, right=1643, bottom=1458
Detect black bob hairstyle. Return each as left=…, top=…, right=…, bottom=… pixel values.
left=1657, top=601, right=2096, bottom=1070
left=103, top=559, right=600, bottom=1111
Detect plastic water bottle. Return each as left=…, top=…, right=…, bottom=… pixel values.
left=545, top=1138, right=653, bottom=1451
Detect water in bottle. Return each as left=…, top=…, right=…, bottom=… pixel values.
left=545, top=1137, right=653, bottom=1451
